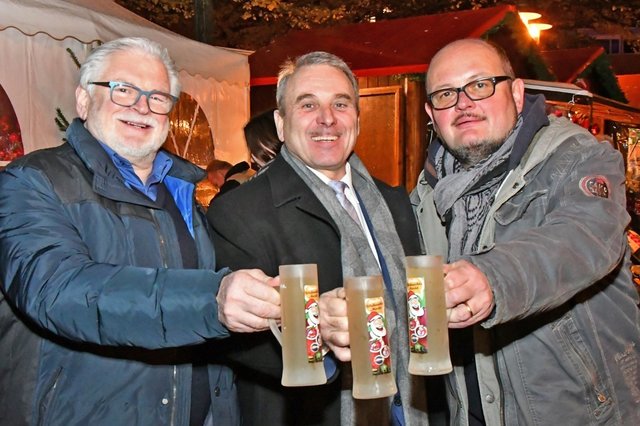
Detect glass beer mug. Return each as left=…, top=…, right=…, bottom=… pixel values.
left=269, top=264, right=327, bottom=387
left=344, top=275, right=397, bottom=399
left=405, top=255, right=453, bottom=375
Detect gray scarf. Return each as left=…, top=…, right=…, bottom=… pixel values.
left=433, top=115, right=523, bottom=259
left=281, top=146, right=428, bottom=425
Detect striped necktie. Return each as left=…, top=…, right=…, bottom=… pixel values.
left=328, top=180, right=361, bottom=227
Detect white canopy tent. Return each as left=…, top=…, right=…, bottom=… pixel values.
left=0, top=0, right=250, bottom=166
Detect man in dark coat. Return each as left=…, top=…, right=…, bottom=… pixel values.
left=207, top=52, right=429, bottom=425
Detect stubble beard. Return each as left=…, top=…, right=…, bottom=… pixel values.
left=443, top=111, right=518, bottom=169
left=447, top=137, right=504, bottom=168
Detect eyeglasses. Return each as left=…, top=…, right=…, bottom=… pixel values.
left=427, top=76, right=512, bottom=110
left=88, top=81, right=178, bottom=115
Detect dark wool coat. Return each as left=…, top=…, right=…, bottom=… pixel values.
left=207, top=154, right=421, bottom=425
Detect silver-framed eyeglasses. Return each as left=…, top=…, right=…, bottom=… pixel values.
left=427, top=76, right=512, bottom=110
left=88, top=81, right=178, bottom=115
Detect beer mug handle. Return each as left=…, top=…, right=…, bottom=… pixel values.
left=268, top=318, right=282, bottom=345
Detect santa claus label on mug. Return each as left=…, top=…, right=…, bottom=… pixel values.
left=365, top=297, right=392, bottom=375
left=304, top=287, right=323, bottom=363
left=407, top=283, right=429, bottom=353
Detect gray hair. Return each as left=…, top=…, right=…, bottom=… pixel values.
left=276, top=51, right=359, bottom=116
left=79, top=37, right=181, bottom=97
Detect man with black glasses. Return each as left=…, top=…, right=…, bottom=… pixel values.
left=0, top=37, right=280, bottom=426
left=412, top=38, right=640, bottom=425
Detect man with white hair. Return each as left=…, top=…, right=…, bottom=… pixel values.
left=0, top=37, right=280, bottom=426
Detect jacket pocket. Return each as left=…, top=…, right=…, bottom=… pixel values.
left=37, top=366, right=63, bottom=426
left=552, top=313, right=614, bottom=422
left=494, top=189, right=547, bottom=226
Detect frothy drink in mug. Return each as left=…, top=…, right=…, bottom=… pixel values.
left=406, top=255, right=452, bottom=375
left=345, top=275, right=397, bottom=399
left=272, top=264, right=326, bottom=387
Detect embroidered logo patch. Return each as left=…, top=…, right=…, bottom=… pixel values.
left=579, top=175, right=610, bottom=198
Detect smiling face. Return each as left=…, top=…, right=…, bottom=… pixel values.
left=75, top=49, right=171, bottom=167
left=369, top=314, right=386, bottom=338
left=425, top=39, right=525, bottom=167
left=274, top=64, right=359, bottom=180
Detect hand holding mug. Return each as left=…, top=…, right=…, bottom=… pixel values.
left=318, top=287, right=350, bottom=362
left=217, top=269, right=280, bottom=333
left=443, top=260, right=495, bottom=328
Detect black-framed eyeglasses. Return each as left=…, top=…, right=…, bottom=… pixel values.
left=427, top=76, right=512, bottom=110
left=88, top=81, right=178, bottom=115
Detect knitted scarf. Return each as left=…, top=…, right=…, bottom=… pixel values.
left=281, top=146, right=428, bottom=425
left=433, top=115, right=523, bottom=259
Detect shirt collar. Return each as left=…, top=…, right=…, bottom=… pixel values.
left=307, top=162, right=355, bottom=189
left=98, top=141, right=173, bottom=201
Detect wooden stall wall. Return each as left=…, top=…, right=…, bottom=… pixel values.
left=357, top=84, right=403, bottom=186
left=357, top=75, right=428, bottom=191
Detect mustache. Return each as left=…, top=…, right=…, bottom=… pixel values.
left=117, top=115, right=158, bottom=127
left=452, top=112, right=485, bottom=126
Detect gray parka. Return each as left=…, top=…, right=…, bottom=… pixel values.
left=411, top=96, right=640, bottom=425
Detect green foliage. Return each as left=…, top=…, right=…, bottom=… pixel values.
left=54, top=47, right=85, bottom=140
left=488, top=12, right=555, bottom=81
left=116, top=0, right=640, bottom=52
left=54, top=108, right=69, bottom=142
left=65, top=48, right=81, bottom=69
left=581, top=55, right=628, bottom=102
left=116, top=0, right=194, bottom=27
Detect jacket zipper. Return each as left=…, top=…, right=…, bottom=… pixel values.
left=493, top=329, right=506, bottom=425
left=38, top=367, right=63, bottom=426
left=170, top=365, right=178, bottom=426
left=151, top=209, right=176, bottom=424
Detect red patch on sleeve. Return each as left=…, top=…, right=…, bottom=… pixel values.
left=579, top=175, right=610, bottom=198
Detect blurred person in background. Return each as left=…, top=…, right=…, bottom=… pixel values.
left=244, top=108, right=282, bottom=170
left=206, top=158, right=232, bottom=189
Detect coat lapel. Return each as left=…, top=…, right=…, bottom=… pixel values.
left=267, top=156, right=339, bottom=234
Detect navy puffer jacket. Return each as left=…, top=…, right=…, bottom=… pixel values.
left=0, top=119, right=238, bottom=426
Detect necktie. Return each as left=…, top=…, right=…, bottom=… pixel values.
left=328, top=180, right=361, bottom=227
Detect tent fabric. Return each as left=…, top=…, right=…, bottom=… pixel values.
left=0, top=0, right=250, bottom=165
left=0, top=0, right=249, bottom=82
left=250, top=5, right=517, bottom=85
